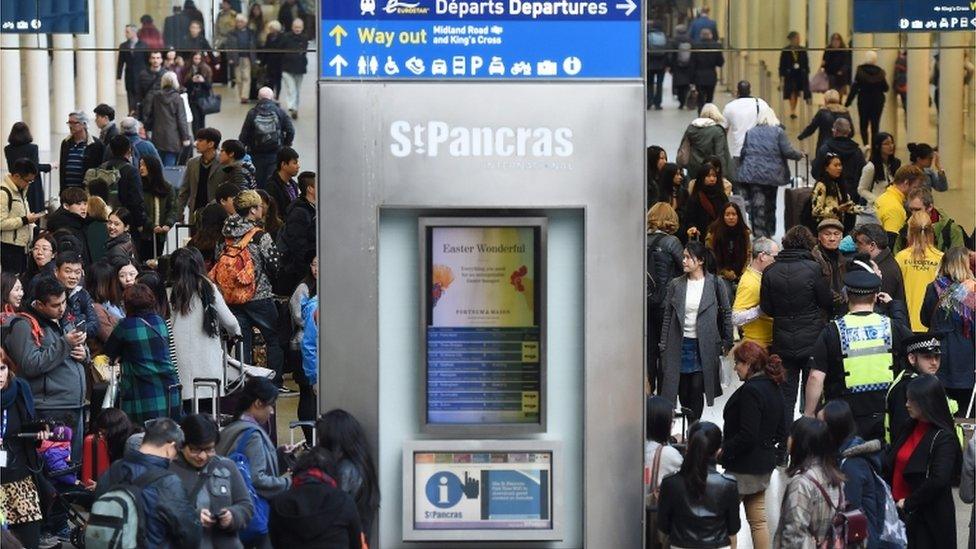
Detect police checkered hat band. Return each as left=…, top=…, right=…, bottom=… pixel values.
left=905, top=337, right=941, bottom=355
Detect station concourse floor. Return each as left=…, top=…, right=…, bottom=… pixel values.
left=186, top=66, right=973, bottom=546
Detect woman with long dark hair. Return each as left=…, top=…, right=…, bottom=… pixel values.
left=821, top=33, right=852, bottom=101
left=658, top=421, right=739, bottom=548
left=886, top=375, right=961, bottom=548
left=85, top=260, right=125, bottom=355
left=644, top=396, right=683, bottom=548
left=721, top=341, right=785, bottom=549
left=774, top=417, right=846, bottom=548
left=812, top=152, right=861, bottom=232
left=139, top=155, right=178, bottom=261
left=646, top=146, right=666, bottom=208
left=705, top=202, right=751, bottom=295
left=921, top=247, right=976, bottom=413
left=906, top=142, right=948, bottom=192
left=217, top=378, right=290, bottom=549
left=91, top=408, right=137, bottom=464
left=683, top=163, right=727, bottom=242
left=857, top=132, right=900, bottom=225
left=657, top=162, right=689, bottom=218
left=659, top=240, right=733, bottom=422
left=255, top=189, right=283, bottom=240
left=820, top=400, right=893, bottom=549
left=187, top=205, right=229, bottom=269
left=169, top=247, right=240, bottom=404
left=316, top=409, right=381, bottom=540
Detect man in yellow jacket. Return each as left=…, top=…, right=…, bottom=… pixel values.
left=0, top=159, right=44, bottom=274
left=875, top=164, right=923, bottom=249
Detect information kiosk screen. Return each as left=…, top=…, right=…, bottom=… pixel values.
left=422, top=218, right=545, bottom=430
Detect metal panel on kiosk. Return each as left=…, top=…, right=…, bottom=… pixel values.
left=319, top=83, right=644, bottom=547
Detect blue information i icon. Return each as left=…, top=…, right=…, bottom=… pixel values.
left=424, top=472, right=464, bottom=508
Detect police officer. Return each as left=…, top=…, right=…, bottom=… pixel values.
left=804, top=270, right=910, bottom=440
left=885, top=333, right=943, bottom=444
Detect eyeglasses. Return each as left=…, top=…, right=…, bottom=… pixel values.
left=185, top=445, right=216, bottom=457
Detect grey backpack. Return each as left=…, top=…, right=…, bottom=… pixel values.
left=85, top=468, right=169, bottom=549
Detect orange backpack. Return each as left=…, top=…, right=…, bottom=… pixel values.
left=210, top=227, right=262, bottom=305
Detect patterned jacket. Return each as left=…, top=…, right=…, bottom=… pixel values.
left=216, top=215, right=279, bottom=301
left=103, top=312, right=180, bottom=424
left=773, top=464, right=843, bottom=549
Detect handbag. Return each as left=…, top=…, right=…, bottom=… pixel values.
left=810, top=69, right=830, bottom=93
left=644, top=445, right=665, bottom=549
left=180, top=92, right=194, bottom=124
left=675, top=135, right=692, bottom=167
left=196, top=92, right=223, bottom=115
left=805, top=473, right=868, bottom=548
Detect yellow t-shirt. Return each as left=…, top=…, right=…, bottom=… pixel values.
left=895, top=245, right=943, bottom=332
left=875, top=185, right=907, bottom=234
left=732, top=267, right=773, bottom=347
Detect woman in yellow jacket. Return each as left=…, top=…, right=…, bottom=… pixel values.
left=896, top=211, right=943, bottom=331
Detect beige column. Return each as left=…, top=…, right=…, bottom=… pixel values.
left=0, top=34, right=22, bottom=144
left=734, top=0, right=749, bottom=88
left=115, top=0, right=130, bottom=43
left=807, top=0, right=828, bottom=73
left=746, top=0, right=763, bottom=91
left=95, top=0, right=116, bottom=106
left=873, top=33, right=900, bottom=137
left=51, top=34, right=76, bottom=143
left=906, top=32, right=931, bottom=144
left=789, top=0, right=808, bottom=41
left=827, top=0, right=850, bottom=43
left=937, top=32, right=966, bottom=190
left=23, top=35, right=51, bottom=153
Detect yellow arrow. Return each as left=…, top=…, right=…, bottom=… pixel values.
left=329, top=24, right=348, bottom=47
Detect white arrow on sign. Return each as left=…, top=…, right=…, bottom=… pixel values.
left=329, top=54, right=348, bottom=76
left=615, top=0, right=636, bottom=16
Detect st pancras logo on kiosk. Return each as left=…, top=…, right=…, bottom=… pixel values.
left=389, top=120, right=575, bottom=159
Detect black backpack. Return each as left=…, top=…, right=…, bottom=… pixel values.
left=253, top=109, right=282, bottom=151
left=646, top=233, right=674, bottom=305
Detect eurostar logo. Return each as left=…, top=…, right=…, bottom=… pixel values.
left=384, top=0, right=430, bottom=15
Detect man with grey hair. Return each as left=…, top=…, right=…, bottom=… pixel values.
left=58, top=111, right=102, bottom=192
left=239, top=86, right=295, bottom=188
left=732, top=237, right=780, bottom=349
left=812, top=116, right=865, bottom=200
left=120, top=116, right=161, bottom=168
left=117, top=23, right=148, bottom=115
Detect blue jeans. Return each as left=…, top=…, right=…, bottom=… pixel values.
left=647, top=70, right=665, bottom=108
left=160, top=151, right=179, bottom=167
left=231, top=298, right=284, bottom=385
left=680, top=337, right=703, bottom=374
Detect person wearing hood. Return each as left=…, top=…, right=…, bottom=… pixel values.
left=760, top=225, right=833, bottom=444
left=736, top=106, right=804, bottom=238
left=846, top=50, right=889, bottom=146
left=668, top=25, right=694, bottom=109
left=59, top=111, right=103, bottom=192
left=812, top=117, right=866, bottom=206
left=778, top=31, right=812, bottom=119
left=690, top=28, right=724, bottom=110
left=821, top=400, right=897, bottom=549
left=269, top=446, right=364, bottom=549
left=217, top=191, right=283, bottom=387
left=676, top=103, right=732, bottom=181
left=798, top=89, right=853, bottom=152
left=239, top=87, right=295, bottom=189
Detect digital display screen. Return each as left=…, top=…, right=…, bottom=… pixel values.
left=413, top=451, right=553, bottom=530
left=424, top=224, right=542, bottom=426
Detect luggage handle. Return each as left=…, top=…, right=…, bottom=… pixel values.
left=192, top=378, right=221, bottom=416
left=288, top=420, right=316, bottom=447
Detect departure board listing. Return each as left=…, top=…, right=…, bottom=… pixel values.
left=319, top=0, right=641, bottom=78
left=414, top=451, right=552, bottom=530
left=426, top=225, right=542, bottom=425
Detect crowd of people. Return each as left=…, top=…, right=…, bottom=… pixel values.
left=645, top=58, right=974, bottom=546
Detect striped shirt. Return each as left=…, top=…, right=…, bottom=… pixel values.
left=63, top=140, right=87, bottom=188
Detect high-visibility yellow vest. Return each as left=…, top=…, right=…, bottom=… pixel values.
left=834, top=313, right=894, bottom=394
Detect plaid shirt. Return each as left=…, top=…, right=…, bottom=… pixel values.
left=104, top=312, right=180, bottom=424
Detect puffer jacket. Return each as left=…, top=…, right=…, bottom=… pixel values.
left=1, top=174, right=32, bottom=247
left=3, top=304, right=87, bottom=410
left=95, top=450, right=202, bottom=549
left=759, top=248, right=832, bottom=361
left=104, top=232, right=139, bottom=265
left=737, top=125, right=804, bottom=187
left=678, top=118, right=733, bottom=180
left=839, top=437, right=896, bottom=549
left=216, top=215, right=279, bottom=301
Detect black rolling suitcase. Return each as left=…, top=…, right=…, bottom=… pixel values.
left=784, top=155, right=813, bottom=231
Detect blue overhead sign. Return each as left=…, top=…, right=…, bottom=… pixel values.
left=853, top=0, right=975, bottom=32
left=319, top=0, right=642, bottom=79
left=0, top=0, right=89, bottom=34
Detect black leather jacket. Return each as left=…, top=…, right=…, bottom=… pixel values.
left=658, top=467, right=740, bottom=548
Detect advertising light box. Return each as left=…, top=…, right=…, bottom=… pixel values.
left=402, top=440, right=564, bottom=541
left=420, top=217, right=547, bottom=434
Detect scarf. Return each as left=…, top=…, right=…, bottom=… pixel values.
left=934, top=276, right=976, bottom=339
left=291, top=467, right=338, bottom=489
left=1, top=378, right=35, bottom=417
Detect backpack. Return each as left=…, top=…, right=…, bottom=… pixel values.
left=85, top=467, right=170, bottom=549
left=646, top=233, right=674, bottom=306
left=210, top=228, right=262, bottom=305
left=644, top=445, right=665, bottom=549
left=675, top=41, right=692, bottom=67
left=647, top=30, right=667, bottom=49
left=228, top=428, right=271, bottom=543
left=253, top=109, right=282, bottom=151
left=840, top=456, right=908, bottom=548
left=84, top=162, right=122, bottom=208
left=804, top=473, right=869, bottom=549
left=52, top=229, right=86, bottom=258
